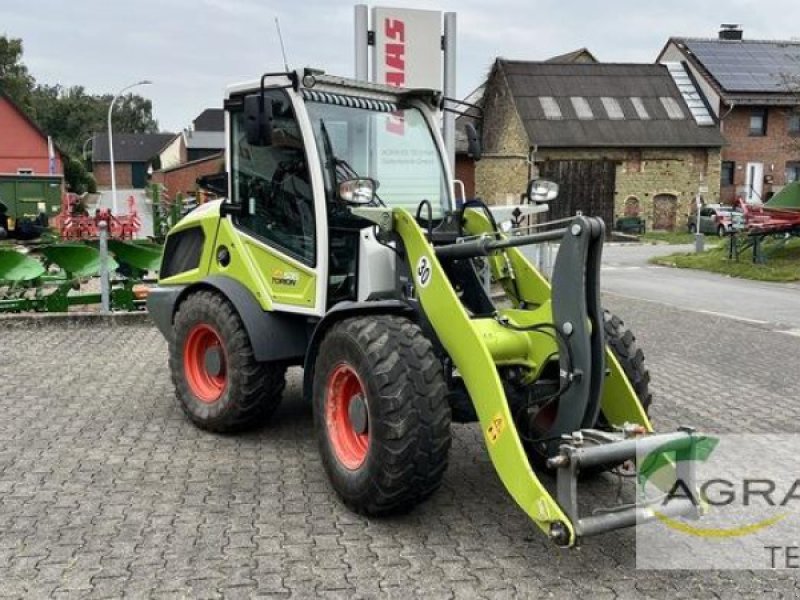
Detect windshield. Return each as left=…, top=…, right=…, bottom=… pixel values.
left=305, top=98, right=451, bottom=218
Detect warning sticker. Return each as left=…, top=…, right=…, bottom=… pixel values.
left=486, top=413, right=505, bottom=445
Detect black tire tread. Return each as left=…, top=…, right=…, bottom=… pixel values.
left=170, top=290, right=286, bottom=432
left=603, top=309, right=653, bottom=412
left=314, top=315, right=451, bottom=515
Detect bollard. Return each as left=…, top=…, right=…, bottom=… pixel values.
left=98, top=220, right=110, bottom=313
left=694, top=232, right=705, bottom=253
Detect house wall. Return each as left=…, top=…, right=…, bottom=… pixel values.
left=150, top=155, right=224, bottom=200
left=159, top=135, right=184, bottom=170
left=719, top=105, right=800, bottom=202
left=538, top=148, right=722, bottom=230
left=474, top=67, right=530, bottom=204
left=93, top=163, right=133, bottom=188
left=0, top=96, right=64, bottom=175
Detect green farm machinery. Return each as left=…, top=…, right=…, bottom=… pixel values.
left=0, top=239, right=162, bottom=313
left=148, top=69, right=703, bottom=547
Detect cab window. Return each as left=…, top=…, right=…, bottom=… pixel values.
left=230, top=90, right=315, bottom=265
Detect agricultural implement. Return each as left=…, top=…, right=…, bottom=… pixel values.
left=148, top=69, right=702, bottom=547
left=0, top=239, right=161, bottom=313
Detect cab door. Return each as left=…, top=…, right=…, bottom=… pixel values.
left=209, top=87, right=328, bottom=316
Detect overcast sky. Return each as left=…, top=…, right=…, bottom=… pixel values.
left=1, top=0, right=797, bottom=131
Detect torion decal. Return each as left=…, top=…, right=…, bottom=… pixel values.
left=271, top=269, right=300, bottom=287
left=415, top=255, right=432, bottom=288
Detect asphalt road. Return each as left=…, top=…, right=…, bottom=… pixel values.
left=2, top=296, right=800, bottom=598
left=602, top=243, right=800, bottom=332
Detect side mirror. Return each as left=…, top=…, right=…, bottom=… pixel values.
left=339, top=178, right=377, bottom=205
left=244, top=94, right=273, bottom=146
left=527, top=179, right=559, bottom=203
left=464, top=122, right=482, bottom=161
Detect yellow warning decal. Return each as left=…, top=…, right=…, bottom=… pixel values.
left=486, top=413, right=505, bottom=445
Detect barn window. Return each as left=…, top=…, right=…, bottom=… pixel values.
left=570, top=97, right=593, bottom=120
left=601, top=97, right=624, bottom=120
left=630, top=97, right=650, bottom=120
left=17, top=168, right=34, bottom=175
left=659, top=97, right=685, bottom=120
left=539, top=96, right=562, bottom=120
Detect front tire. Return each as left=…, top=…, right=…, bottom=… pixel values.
left=603, top=310, right=652, bottom=412
left=170, top=290, right=286, bottom=432
left=313, top=315, right=451, bottom=515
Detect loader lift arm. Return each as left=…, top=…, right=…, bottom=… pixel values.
left=395, top=208, right=699, bottom=546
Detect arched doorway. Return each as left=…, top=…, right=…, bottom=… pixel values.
left=624, top=196, right=641, bottom=217
left=652, top=194, right=678, bottom=230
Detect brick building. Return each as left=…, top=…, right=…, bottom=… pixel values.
left=469, top=59, right=724, bottom=230
left=659, top=26, right=800, bottom=203
left=91, top=132, right=174, bottom=189
left=150, top=153, right=224, bottom=200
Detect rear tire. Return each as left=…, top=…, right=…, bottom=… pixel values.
left=313, top=315, right=451, bottom=515
left=170, top=290, right=286, bottom=432
left=688, top=223, right=697, bottom=234
left=717, top=224, right=726, bottom=237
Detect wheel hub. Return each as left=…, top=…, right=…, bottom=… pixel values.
left=204, top=347, right=224, bottom=377
left=348, top=393, right=368, bottom=435
left=325, top=363, right=370, bottom=470
left=183, top=323, right=227, bottom=404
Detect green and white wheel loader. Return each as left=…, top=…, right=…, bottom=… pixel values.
left=148, top=69, right=701, bottom=546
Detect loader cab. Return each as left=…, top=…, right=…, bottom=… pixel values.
left=223, top=71, right=454, bottom=313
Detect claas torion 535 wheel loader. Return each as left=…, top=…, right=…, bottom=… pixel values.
left=148, top=69, right=702, bottom=547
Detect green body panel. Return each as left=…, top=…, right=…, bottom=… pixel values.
left=207, top=218, right=316, bottom=310
left=158, top=203, right=317, bottom=311
left=394, top=209, right=576, bottom=544
left=157, top=203, right=224, bottom=288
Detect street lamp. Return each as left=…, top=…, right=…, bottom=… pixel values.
left=107, top=79, right=152, bottom=213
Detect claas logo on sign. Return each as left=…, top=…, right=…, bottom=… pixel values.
left=384, top=18, right=405, bottom=135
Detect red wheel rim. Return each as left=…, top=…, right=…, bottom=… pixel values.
left=183, top=323, right=227, bottom=403
left=325, top=363, right=370, bottom=470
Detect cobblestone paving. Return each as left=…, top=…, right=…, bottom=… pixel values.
left=1, top=297, right=799, bottom=598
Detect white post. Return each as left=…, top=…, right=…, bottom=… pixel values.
left=107, top=80, right=152, bottom=214
left=354, top=4, right=369, bottom=81
left=98, top=220, right=110, bottom=313
left=442, top=12, right=457, bottom=173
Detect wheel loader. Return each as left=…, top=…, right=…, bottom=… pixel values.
left=148, top=69, right=701, bottom=547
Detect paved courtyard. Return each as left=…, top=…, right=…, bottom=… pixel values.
left=1, top=296, right=800, bottom=598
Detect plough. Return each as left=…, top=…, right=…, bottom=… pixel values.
left=0, top=239, right=161, bottom=313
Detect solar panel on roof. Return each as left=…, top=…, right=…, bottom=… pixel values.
left=685, top=40, right=800, bottom=92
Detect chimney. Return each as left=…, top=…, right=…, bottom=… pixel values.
left=719, top=24, right=743, bottom=40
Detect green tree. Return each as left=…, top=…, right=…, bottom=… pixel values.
left=0, top=36, right=35, bottom=112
